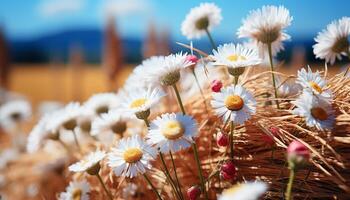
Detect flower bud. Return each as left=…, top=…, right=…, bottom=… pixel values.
left=186, top=55, right=199, bottom=64
left=262, top=126, right=280, bottom=146
left=220, top=161, right=236, bottom=181
left=187, top=185, right=201, bottom=200
left=287, top=140, right=310, bottom=168
left=216, top=132, right=228, bottom=147
left=211, top=80, right=223, bottom=92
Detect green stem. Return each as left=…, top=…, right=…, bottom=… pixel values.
left=285, top=168, right=295, bottom=200
left=159, top=152, right=182, bottom=200
left=205, top=170, right=220, bottom=183
left=172, top=84, right=186, bottom=115
left=191, top=69, right=208, bottom=112
left=169, top=151, right=184, bottom=200
left=205, top=29, right=216, bottom=50
left=229, top=121, right=234, bottom=160
left=144, top=118, right=150, bottom=128
left=72, top=130, right=82, bottom=152
left=191, top=142, right=208, bottom=200
left=143, top=173, right=164, bottom=200
left=267, top=43, right=280, bottom=109
left=96, top=173, right=113, bottom=200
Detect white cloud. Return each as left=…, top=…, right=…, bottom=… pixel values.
left=38, top=0, right=85, bottom=17
left=102, top=0, right=152, bottom=17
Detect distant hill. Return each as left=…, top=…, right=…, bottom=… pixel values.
left=8, top=29, right=343, bottom=65
left=9, top=29, right=142, bottom=64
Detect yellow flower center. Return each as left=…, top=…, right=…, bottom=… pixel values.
left=227, top=54, right=247, bottom=62
left=123, top=148, right=143, bottom=163
left=224, top=95, right=244, bottom=111
left=223, top=184, right=242, bottom=195
left=311, top=107, right=328, bottom=121
left=309, top=81, right=322, bottom=93
left=72, top=188, right=82, bottom=200
left=161, top=120, right=185, bottom=140
left=130, top=98, right=147, bottom=108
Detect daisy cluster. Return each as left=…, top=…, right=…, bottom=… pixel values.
left=2, top=2, right=350, bottom=200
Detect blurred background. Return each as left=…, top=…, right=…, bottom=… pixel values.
left=0, top=0, right=349, bottom=105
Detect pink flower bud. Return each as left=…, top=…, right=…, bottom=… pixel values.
left=187, top=185, right=201, bottom=200
left=186, top=55, right=199, bottom=64
left=220, top=161, right=236, bottom=181
left=211, top=80, right=223, bottom=92
left=287, top=140, right=310, bottom=167
left=216, top=132, right=229, bottom=147
left=287, top=140, right=310, bottom=159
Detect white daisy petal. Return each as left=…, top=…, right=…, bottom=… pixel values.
left=107, top=135, right=156, bottom=178
left=146, top=113, right=198, bottom=154
left=211, top=43, right=261, bottom=69
left=313, top=17, right=350, bottom=64
left=211, top=84, right=256, bottom=125
left=181, top=3, right=222, bottom=40
left=68, top=150, right=106, bottom=173
left=237, top=5, right=292, bottom=57
left=292, top=92, right=335, bottom=131
left=0, top=99, right=31, bottom=131
left=219, top=181, right=268, bottom=200
left=296, top=66, right=332, bottom=100
left=59, top=179, right=90, bottom=200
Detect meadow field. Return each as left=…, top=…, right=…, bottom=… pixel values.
left=8, top=65, right=133, bottom=106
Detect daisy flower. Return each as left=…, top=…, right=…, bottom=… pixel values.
left=120, top=87, right=165, bottom=120
left=69, top=150, right=106, bottom=175
left=181, top=2, right=222, bottom=39
left=59, top=179, right=90, bottom=200
left=144, top=52, right=193, bottom=86
left=0, top=99, right=31, bottom=131
left=237, top=5, right=292, bottom=56
left=57, top=102, right=81, bottom=131
left=107, top=135, right=156, bottom=178
left=313, top=17, right=350, bottom=64
left=77, top=106, right=96, bottom=134
left=84, top=93, right=119, bottom=116
left=146, top=113, right=198, bottom=153
left=211, top=43, right=261, bottom=76
left=296, top=66, right=332, bottom=99
left=91, top=110, right=128, bottom=136
left=123, top=57, right=165, bottom=90
left=0, top=148, right=19, bottom=170
left=218, top=181, right=268, bottom=200
left=26, top=114, right=53, bottom=153
left=211, top=84, right=256, bottom=125
left=292, top=92, right=335, bottom=131
left=276, top=77, right=301, bottom=98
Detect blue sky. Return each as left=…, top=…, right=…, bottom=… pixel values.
left=0, top=0, right=349, bottom=41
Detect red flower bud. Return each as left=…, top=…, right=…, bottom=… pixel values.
left=216, top=132, right=229, bottom=147
left=187, top=185, right=201, bottom=200
left=211, top=80, right=223, bottom=92
left=262, top=126, right=280, bottom=146
left=220, top=161, right=236, bottom=181
left=287, top=140, right=310, bottom=167
left=186, top=55, right=199, bottom=64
